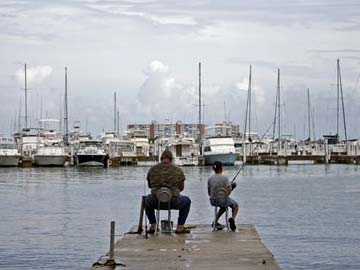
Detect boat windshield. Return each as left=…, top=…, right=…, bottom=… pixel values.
left=112, top=142, right=134, bottom=151
left=0, top=143, right=16, bottom=149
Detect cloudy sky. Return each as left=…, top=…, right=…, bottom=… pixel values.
left=1, top=0, right=360, bottom=140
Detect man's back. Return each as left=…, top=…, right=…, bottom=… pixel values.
left=147, top=163, right=185, bottom=197
left=208, top=174, right=231, bottom=199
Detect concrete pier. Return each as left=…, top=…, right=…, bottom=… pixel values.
left=93, top=224, right=279, bottom=269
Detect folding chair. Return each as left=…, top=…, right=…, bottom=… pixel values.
left=213, top=187, right=230, bottom=231
left=155, top=187, right=173, bottom=234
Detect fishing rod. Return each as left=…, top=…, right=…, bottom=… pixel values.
left=231, top=120, right=275, bottom=183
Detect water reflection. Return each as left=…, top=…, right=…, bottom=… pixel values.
left=0, top=165, right=359, bottom=270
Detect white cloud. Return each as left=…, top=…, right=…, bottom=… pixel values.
left=137, top=60, right=198, bottom=121
left=147, top=60, right=169, bottom=74
left=148, top=15, right=197, bottom=26
left=15, top=65, right=53, bottom=84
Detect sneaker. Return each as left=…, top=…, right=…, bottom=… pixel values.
left=228, top=218, right=236, bottom=231
left=211, top=222, right=225, bottom=230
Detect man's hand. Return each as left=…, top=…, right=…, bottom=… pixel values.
left=231, top=182, right=237, bottom=190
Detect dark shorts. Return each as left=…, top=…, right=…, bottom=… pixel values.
left=210, top=197, right=238, bottom=209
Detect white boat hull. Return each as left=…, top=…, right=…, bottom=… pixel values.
left=174, top=157, right=198, bottom=166
left=78, top=161, right=104, bottom=166
left=76, top=154, right=108, bottom=167
left=0, top=155, right=20, bottom=166
left=33, top=155, right=68, bottom=166
left=204, top=152, right=236, bottom=166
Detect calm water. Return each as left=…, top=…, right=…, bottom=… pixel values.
left=0, top=165, right=360, bottom=270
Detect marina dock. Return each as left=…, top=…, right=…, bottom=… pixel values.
left=242, top=154, right=360, bottom=165
left=93, top=224, right=279, bottom=269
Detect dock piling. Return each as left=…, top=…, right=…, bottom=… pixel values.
left=92, top=221, right=122, bottom=268
left=109, top=221, right=115, bottom=262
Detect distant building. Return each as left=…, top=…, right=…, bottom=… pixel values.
left=127, top=121, right=242, bottom=141
left=127, top=121, right=201, bottom=140
left=214, top=122, right=240, bottom=137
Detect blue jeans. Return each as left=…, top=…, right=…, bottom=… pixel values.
left=210, top=197, right=238, bottom=211
left=144, top=194, right=191, bottom=225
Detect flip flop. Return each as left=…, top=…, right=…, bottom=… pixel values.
left=175, top=229, right=191, bottom=234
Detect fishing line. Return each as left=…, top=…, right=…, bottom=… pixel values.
left=231, top=120, right=275, bottom=183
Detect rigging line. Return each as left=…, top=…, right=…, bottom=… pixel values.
left=338, top=62, right=348, bottom=141
left=232, top=119, right=274, bottom=183
left=272, top=81, right=278, bottom=139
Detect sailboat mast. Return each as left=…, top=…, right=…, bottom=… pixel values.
left=307, top=88, right=311, bottom=141
left=312, top=108, right=316, bottom=141
left=336, top=60, right=340, bottom=138
left=117, top=110, right=120, bottom=137
left=114, top=91, right=117, bottom=133
left=24, top=63, right=28, bottom=129
left=272, top=71, right=278, bottom=140
left=242, top=65, right=252, bottom=162
left=248, top=65, right=252, bottom=153
left=198, top=62, right=202, bottom=141
left=277, top=68, right=281, bottom=151
left=64, top=67, right=69, bottom=143
left=18, top=98, right=22, bottom=133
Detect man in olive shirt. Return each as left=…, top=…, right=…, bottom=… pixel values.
left=145, top=149, right=191, bottom=234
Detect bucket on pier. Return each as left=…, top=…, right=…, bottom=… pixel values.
left=161, top=220, right=173, bottom=233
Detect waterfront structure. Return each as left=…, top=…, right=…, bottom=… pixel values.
left=92, top=224, right=279, bottom=269
left=127, top=121, right=240, bottom=144
left=127, top=121, right=200, bottom=141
